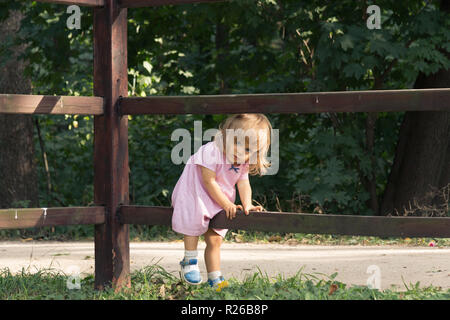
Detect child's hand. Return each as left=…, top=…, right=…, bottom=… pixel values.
left=243, top=205, right=264, bottom=215
left=223, top=202, right=243, bottom=220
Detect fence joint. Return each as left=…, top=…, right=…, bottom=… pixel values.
left=116, top=96, right=123, bottom=117
left=116, top=203, right=124, bottom=224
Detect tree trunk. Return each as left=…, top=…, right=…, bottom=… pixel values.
left=380, top=86, right=449, bottom=216
left=379, top=0, right=450, bottom=216
left=215, top=5, right=231, bottom=94
left=0, top=8, right=39, bottom=210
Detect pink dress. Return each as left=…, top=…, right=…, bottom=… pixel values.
left=170, top=140, right=249, bottom=238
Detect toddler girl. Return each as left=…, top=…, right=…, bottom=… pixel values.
left=170, top=113, right=272, bottom=288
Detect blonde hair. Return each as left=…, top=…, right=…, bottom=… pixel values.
left=213, top=114, right=272, bottom=176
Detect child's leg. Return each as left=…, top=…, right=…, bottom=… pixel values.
left=180, top=234, right=202, bottom=285
left=184, top=234, right=199, bottom=251
left=183, top=234, right=199, bottom=261
left=204, top=228, right=222, bottom=273
left=204, top=228, right=228, bottom=287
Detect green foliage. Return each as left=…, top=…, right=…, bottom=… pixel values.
left=34, top=114, right=94, bottom=207
left=279, top=112, right=403, bottom=215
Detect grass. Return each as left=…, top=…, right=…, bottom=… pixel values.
left=0, top=264, right=449, bottom=300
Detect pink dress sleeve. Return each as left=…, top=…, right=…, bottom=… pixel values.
left=192, top=141, right=220, bottom=172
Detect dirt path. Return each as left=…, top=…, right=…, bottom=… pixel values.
left=0, top=241, right=449, bottom=291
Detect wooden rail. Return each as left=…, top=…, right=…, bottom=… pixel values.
left=0, top=94, right=104, bottom=115
left=118, top=205, right=450, bottom=238
left=118, top=89, right=450, bottom=115
left=34, top=0, right=105, bottom=7
left=119, top=0, right=227, bottom=8
left=119, top=205, right=172, bottom=226
left=0, top=207, right=105, bottom=230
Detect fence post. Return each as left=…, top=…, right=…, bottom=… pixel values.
left=93, top=0, right=130, bottom=290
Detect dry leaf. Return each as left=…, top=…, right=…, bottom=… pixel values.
left=328, top=284, right=338, bottom=295
left=286, top=239, right=299, bottom=245
left=232, top=232, right=243, bottom=243
left=268, top=235, right=282, bottom=242
left=159, top=284, right=166, bottom=298
left=313, top=206, right=324, bottom=214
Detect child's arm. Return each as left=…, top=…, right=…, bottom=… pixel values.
left=199, top=165, right=243, bottom=219
left=237, top=179, right=263, bottom=215
left=236, top=179, right=252, bottom=212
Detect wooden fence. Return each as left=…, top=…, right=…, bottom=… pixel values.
left=0, top=0, right=449, bottom=290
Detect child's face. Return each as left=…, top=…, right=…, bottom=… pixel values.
left=225, top=137, right=258, bottom=165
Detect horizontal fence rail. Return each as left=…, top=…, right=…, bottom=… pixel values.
left=119, top=205, right=450, bottom=238
left=119, top=0, right=226, bottom=8
left=32, top=0, right=226, bottom=8
left=119, top=205, right=172, bottom=226
left=34, top=0, right=105, bottom=7
left=0, top=94, right=104, bottom=115
left=0, top=207, right=105, bottom=230
left=119, top=89, right=450, bottom=115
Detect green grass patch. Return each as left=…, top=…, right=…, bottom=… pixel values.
left=1, top=264, right=449, bottom=300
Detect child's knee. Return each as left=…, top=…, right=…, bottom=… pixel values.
left=205, top=230, right=222, bottom=247
left=208, top=237, right=222, bottom=248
